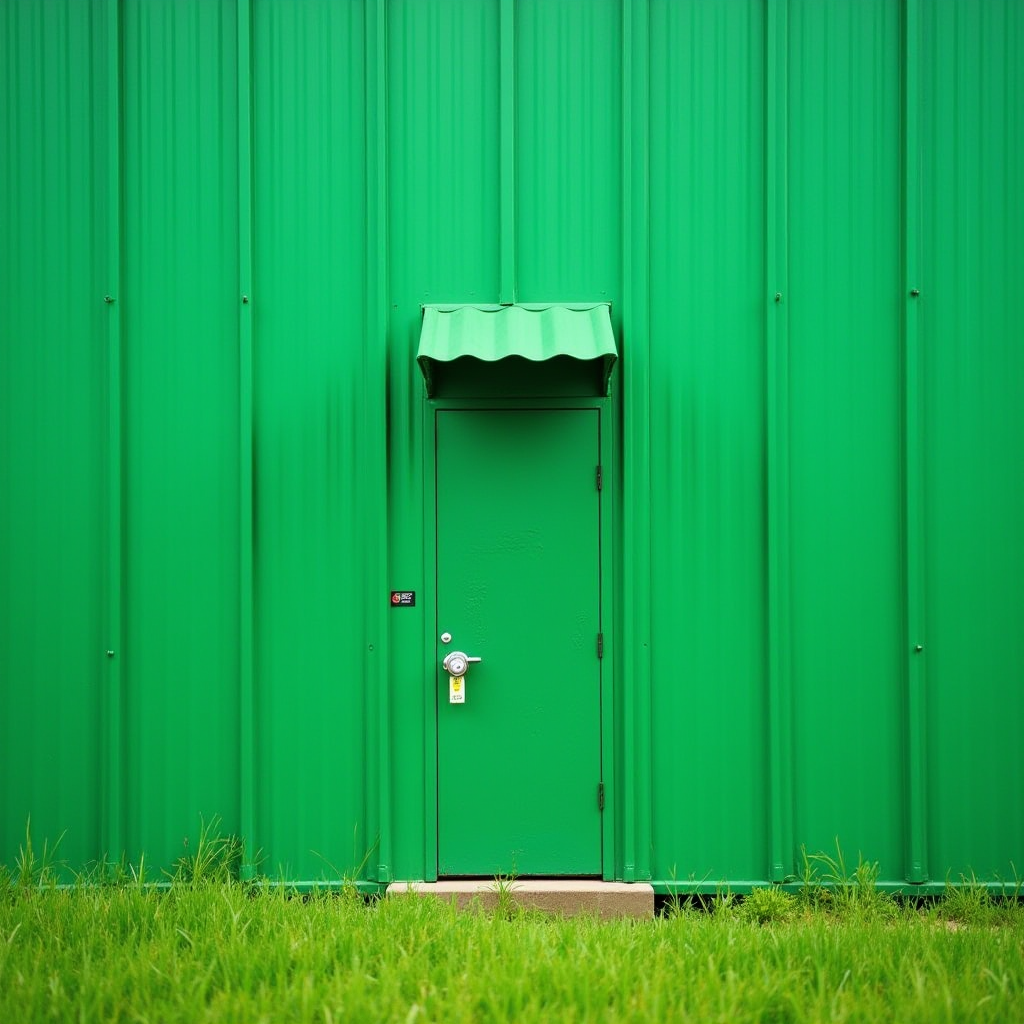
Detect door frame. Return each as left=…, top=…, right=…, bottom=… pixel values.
left=421, top=395, right=617, bottom=880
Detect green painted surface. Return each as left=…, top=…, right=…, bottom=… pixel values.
left=417, top=304, right=617, bottom=398
left=648, top=0, right=768, bottom=886
left=1, top=0, right=1022, bottom=889
left=920, top=0, right=1024, bottom=881
left=0, top=0, right=108, bottom=874
left=120, top=0, right=241, bottom=867
left=251, top=0, right=372, bottom=882
left=436, top=410, right=602, bottom=876
left=516, top=0, right=621, bottom=304
left=786, top=0, right=905, bottom=877
left=386, top=0, right=501, bottom=882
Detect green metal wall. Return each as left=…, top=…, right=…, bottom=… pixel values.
left=919, top=0, right=1024, bottom=882
left=648, top=0, right=768, bottom=885
left=120, top=0, right=242, bottom=874
left=1, top=0, right=1021, bottom=890
left=785, top=0, right=906, bottom=878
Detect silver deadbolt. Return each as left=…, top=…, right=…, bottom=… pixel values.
left=442, top=650, right=481, bottom=677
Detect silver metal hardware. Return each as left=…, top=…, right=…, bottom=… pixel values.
left=442, top=650, right=481, bottom=678
left=440, top=632, right=452, bottom=644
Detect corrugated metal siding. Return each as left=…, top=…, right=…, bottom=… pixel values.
left=0, top=0, right=108, bottom=871
left=921, top=0, right=1024, bottom=879
left=1, top=0, right=1022, bottom=888
left=252, top=0, right=371, bottom=882
left=120, top=0, right=241, bottom=868
left=386, top=0, right=502, bottom=878
left=648, top=0, right=768, bottom=884
left=786, top=0, right=905, bottom=875
left=516, top=0, right=621, bottom=302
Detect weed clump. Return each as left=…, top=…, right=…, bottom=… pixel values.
left=169, top=816, right=243, bottom=885
left=936, top=869, right=1022, bottom=927
left=740, top=885, right=797, bottom=925
left=489, top=871, right=521, bottom=920
left=797, top=839, right=900, bottom=921
left=8, top=817, right=65, bottom=891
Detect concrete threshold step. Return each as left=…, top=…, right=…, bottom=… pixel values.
left=386, top=880, right=654, bottom=920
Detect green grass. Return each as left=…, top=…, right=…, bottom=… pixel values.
left=1, top=875, right=1022, bottom=1024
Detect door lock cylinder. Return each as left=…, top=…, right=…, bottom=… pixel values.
left=442, top=651, right=481, bottom=677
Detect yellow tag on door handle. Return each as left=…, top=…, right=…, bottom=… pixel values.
left=449, top=675, right=465, bottom=704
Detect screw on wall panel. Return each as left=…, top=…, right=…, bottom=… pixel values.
left=106, top=650, right=115, bottom=658
left=104, top=295, right=115, bottom=304
left=914, top=645, right=923, bottom=653
left=774, top=292, right=782, bottom=303
left=242, top=295, right=249, bottom=304
left=910, top=289, right=920, bottom=297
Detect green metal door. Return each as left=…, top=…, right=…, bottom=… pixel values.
left=435, top=409, right=603, bottom=876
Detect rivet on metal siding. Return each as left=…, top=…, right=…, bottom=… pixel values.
left=242, top=295, right=249, bottom=304
left=914, top=645, right=923, bottom=653
left=910, top=289, right=920, bottom=297
left=103, top=295, right=115, bottom=304
left=106, top=650, right=115, bottom=658
left=774, top=292, right=782, bottom=303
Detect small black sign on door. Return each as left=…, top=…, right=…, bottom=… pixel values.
left=390, top=591, right=415, bottom=607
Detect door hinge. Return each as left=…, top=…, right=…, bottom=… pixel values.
left=596, top=464, right=603, bottom=491
left=598, top=783, right=605, bottom=811
left=597, top=632, right=604, bottom=659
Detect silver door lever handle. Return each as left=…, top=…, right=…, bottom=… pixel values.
left=442, top=651, right=481, bottom=676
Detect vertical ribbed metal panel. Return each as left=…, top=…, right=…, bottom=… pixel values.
left=786, top=0, right=905, bottom=876
left=648, top=0, right=768, bottom=884
left=251, top=0, right=371, bottom=881
left=2, top=0, right=1023, bottom=889
left=0, top=0, right=108, bottom=873
left=921, top=0, right=1024, bottom=880
left=516, top=0, right=621, bottom=301
left=386, top=0, right=501, bottom=880
left=120, top=0, right=241, bottom=866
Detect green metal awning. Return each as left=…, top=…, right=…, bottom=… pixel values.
left=417, top=303, right=617, bottom=398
